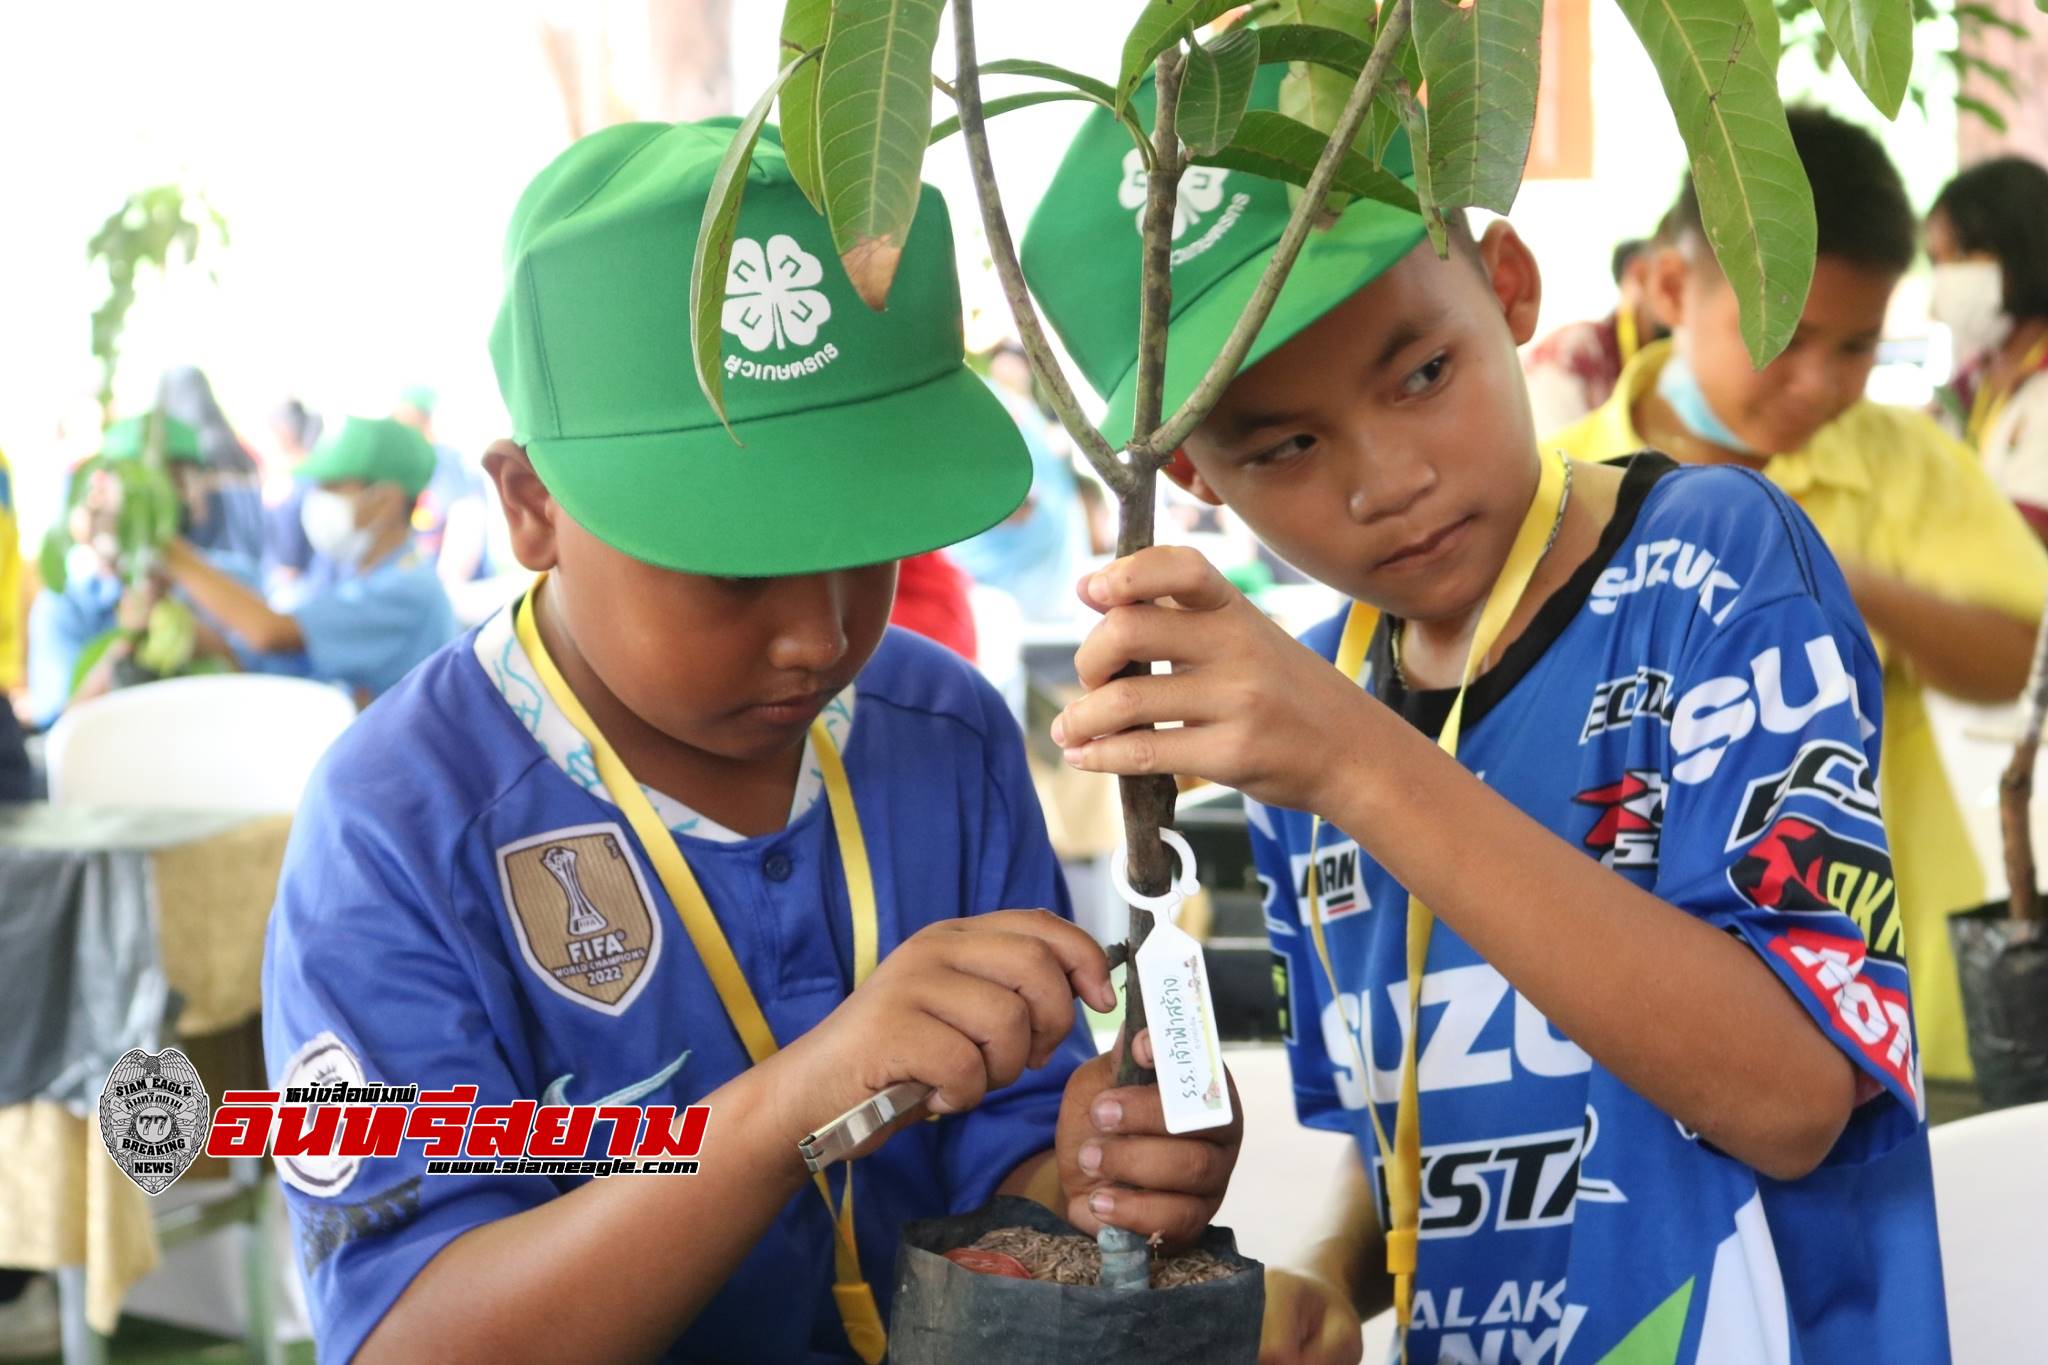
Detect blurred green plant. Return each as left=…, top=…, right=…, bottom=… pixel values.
left=86, top=184, right=228, bottom=416
left=1777, top=0, right=2035, bottom=129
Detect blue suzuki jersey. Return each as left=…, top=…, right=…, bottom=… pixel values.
left=264, top=620, right=1095, bottom=1364
left=1253, top=457, right=1947, bottom=1364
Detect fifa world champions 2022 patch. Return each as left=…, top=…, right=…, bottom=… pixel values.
left=497, top=822, right=663, bottom=1016
left=99, top=1048, right=211, bottom=1195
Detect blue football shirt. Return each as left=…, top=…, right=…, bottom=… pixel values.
left=1254, top=456, right=1947, bottom=1363
left=265, top=618, right=1094, bottom=1363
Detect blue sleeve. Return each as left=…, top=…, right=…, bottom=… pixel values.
left=264, top=778, right=550, bottom=1364
left=1653, top=584, right=1921, bottom=1158
left=1248, top=796, right=1358, bottom=1136
left=937, top=678, right=1097, bottom=1211
left=25, top=591, right=85, bottom=729
left=290, top=563, right=444, bottom=692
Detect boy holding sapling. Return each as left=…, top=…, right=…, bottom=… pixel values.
left=1026, top=77, right=1947, bottom=1365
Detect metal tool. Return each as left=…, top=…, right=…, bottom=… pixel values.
left=797, top=1080, right=933, bottom=1173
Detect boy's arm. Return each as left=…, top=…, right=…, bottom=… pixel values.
left=162, top=538, right=304, bottom=653
left=1840, top=563, right=2034, bottom=702
left=1054, top=550, right=1871, bottom=1181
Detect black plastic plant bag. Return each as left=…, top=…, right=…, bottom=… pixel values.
left=888, top=1196, right=1265, bottom=1363
left=1950, top=902, right=2048, bottom=1109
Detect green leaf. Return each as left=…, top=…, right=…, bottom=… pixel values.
left=1180, top=28, right=1261, bottom=154
left=39, top=527, right=68, bottom=595
left=1268, top=3, right=1414, bottom=192
left=1411, top=0, right=1543, bottom=214
left=1955, top=3, right=2030, bottom=38
left=1955, top=92, right=2009, bottom=130
left=816, top=0, right=947, bottom=309
left=1193, top=110, right=1421, bottom=213
left=777, top=0, right=832, bottom=212
left=690, top=47, right=822, bottom=435
left=1812, top=0, right=1914, bottom=118
left=1252, top=20, right=1373, bottom=72
left=1953, top=50, right=2018, bottom=99
left=70, top=628, right=127, bottom=698
left=1398, top=86, right=1449, bottom=256
left=1613, top=0, right=1816, bottom=366
left=1742, top=0, right=1784, bottom=68
left=1117, top=0, right=1243, bottom=108
left=930, top=90, right=1103, bottom=143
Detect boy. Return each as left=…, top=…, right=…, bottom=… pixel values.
left=1024, top=73, right=1945, bottom=1363
left=263, top=120, right=1237, bottom=1363
left=1552, top=108, right=2048, bottom=1084
left=161, top=414, right=460, bottom=707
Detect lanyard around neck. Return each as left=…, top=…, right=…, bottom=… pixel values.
left=1967, top=332, right=2048, bottom=453
left=1303, top=450, right=1569, bottom=1360
left=512, top=577, right=888, bottom=1364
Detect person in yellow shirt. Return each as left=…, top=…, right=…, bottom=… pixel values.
left=1551, top=107, right=2048, bottom=1084
left=0, top=445, right=29, bottom=800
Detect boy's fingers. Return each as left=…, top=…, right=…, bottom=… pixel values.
left=933, top=931, right=1090, bottom=1065
left=913, top=974, right=1035, bottom=1090
left=1080, top=1133, right=1233, bottom=1196
left=896, top=1012, right=993, bottom=1116
left=1070, top=603, right=1216, bottom=689
left=969, top=909, right=1116, bottom=1013
left=1062, top=724, right=1210, bottom=780
left=1091, top=1073, right=1244, bottom=1146
left=1084, top=546, right=1236, bottom=613
left=1054, top=673, right=1218, bottom=746
left=1081, top=1184, right=1216, bottom=1248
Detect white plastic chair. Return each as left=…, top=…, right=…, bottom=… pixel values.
left=1930, top=1101, right=2048, bottom=1363
left=45, top=673, right=358, bottom=813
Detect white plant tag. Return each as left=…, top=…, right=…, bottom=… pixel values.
left=1135, top=913, right=1233, bottom=1134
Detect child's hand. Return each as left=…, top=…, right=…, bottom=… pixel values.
left=1259, top=1267, right=1364, bottom=1365
left=776, top=910, right=1115, bottom=1159
left=1049, top=547, right=1380, bottom=813
left=1054, top=1028, right=1242, bottom=1248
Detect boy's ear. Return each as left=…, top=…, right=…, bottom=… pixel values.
left=1477, top=221, right=1543, bottom=345
left=482, top=440, right=559, bottom=572
left=1647, top=245, right=1691, bottom=333
left=1163, top=448, right=1224, bottom=506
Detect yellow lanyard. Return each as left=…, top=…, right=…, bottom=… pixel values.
left=1967, top=334, right=2048, bottom=454
left=514, top=579, right=888, bottom=1364
left=1303, top=451, right=1568, bottom=1359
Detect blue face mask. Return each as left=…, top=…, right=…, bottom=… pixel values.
left=1656, top=349, right=1756, bottom=455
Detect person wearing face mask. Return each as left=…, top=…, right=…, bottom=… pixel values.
left=1929, top=156, right=2048, bottom=541
left=24, top=415, right=268, bottom=729
left=1550, top=108, right=2048, bottom=1088
left=160, top=415, right=457, bottom=707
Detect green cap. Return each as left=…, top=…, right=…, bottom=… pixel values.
left=488, top=119, right=1029, bottom=576
left=397, top=385, right=438, bottom=415
left=1022, top=65, right=1426, bottom=443
left=102, top=415, right=202, bottom=464
left=299, top=416, right=437, bottom=497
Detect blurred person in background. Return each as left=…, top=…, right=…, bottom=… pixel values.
left=1928, top=156, right=2048, bottom=541
left=951, top=342, right=1090, bottom=619
left=156, top=365, right=269, bottom=563
left=1522, top=231, right=1671, bottom=434
left=0, top=443, right=29, bottom=799
left=1552, top=107, right=2048, bottom=1085
left=393, top=384, right=494, bottom=589
left=262, top=395, right=330, bottom=597
left=890, top=550, right=978, bottom=661
left=24, top=416, right=266, bottom=729
left=158, top=415, right=458, bottom=707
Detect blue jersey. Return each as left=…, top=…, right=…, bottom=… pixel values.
left=1254, top=457, right=1946, bottom=1364
left=264, top=617, right=1093, bottom=1363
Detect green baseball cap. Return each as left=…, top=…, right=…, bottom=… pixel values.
left=101, top=414, right=202, bottom=464
left=489, top=118, right=1029, bottom=576
left=298, top=416, right=437, bottom=497
left=1023, top=64, right=1426, bottom=444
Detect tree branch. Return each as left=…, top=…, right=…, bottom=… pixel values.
left=1137, top=0, right=1416, bottom=458
left=2001, top=609, right=2048, bottom=921
left=1127, top=48, right=1186, bottom=454
left=951, top=0, right=1131, bottom=495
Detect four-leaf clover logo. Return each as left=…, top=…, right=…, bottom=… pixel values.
left=1119, top=148, right=1231, bottom=241
left=721, top=234, right=834, bottom=354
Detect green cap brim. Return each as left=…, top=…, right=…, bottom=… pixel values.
left=526, top=365, right=1030, bottom=576
left=1100, top=206, right=1428, bottom=446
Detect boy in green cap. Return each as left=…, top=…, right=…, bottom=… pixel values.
left=262, top=119, right=1239, bottom=1364
left=27, top=414, right=266, bottom=724
left=1027, top=69, right=1944, bottom=1364
left=160, top=414, right=459, bottom=706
